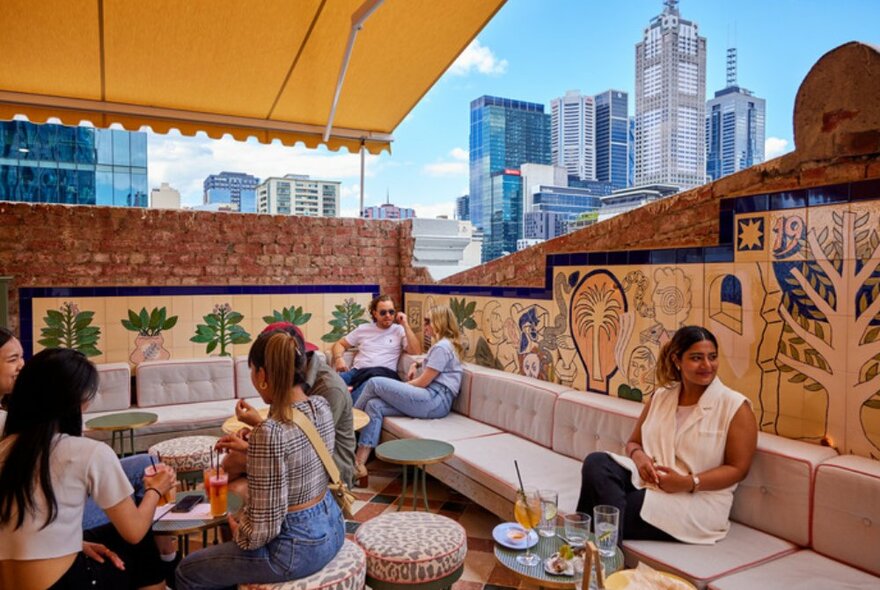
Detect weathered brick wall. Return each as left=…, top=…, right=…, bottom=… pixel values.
left=441, top=155, right=879, bottom=287
left=0, top=204, right=419, bottom=335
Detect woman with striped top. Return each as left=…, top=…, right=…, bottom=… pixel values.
left=176, top=331, right=344, bottom=590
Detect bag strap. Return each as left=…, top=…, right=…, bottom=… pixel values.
left=290, top=407, right=343, bottom=485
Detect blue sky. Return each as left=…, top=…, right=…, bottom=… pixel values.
left=148, top=0, right=879, bottom=216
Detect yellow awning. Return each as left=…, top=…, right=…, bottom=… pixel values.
left=0, top=0, right=505, bottom=154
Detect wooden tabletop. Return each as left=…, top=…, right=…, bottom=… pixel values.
left=494, top=527, right=624, bottom=590
left=85, top=411, right=158, bottom=431
left=375, top=438, right=455, bottom=466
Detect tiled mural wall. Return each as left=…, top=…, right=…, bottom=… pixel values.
left=20, top=285, right=377, bottom=367
left=405, top=180, right=880, bottom=459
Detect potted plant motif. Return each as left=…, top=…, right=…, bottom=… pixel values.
left=191, top=303, right=252, bottom=356
left=321, top=298, right=369, bottom=342
left=39, top=301, right=102, bottom=357
left=121, top=307, right=178, bottom=365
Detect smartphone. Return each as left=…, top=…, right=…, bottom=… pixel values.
left=171, top=494, right=204, bottom=513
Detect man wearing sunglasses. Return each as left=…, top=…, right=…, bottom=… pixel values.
left=331, top=294, right=421, bottom=407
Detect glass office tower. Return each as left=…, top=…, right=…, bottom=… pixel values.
left=469, top=96, right=551, bottom=262
left=0, top=121, right=148, bottom=206
left=594, top=90, right=630, bottom=190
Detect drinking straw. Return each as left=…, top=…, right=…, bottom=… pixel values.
left=514, top=460, right=526, bottom=495
left=149, top=455, right=157, bottom=471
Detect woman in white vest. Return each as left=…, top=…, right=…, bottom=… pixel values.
left=578, top=326, right=758, bottom=544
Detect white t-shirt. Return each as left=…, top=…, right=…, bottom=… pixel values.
left=346, top=323, right=407, bottom=372
left=0, top=434, right=133, bottom=560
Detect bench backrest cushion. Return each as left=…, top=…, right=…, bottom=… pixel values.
left=812, top=455, right=880, bottom=575
left=467, top=365, right=571, bottom=448
left=234, top=356, right=259, bottom=399
left=552, top=391, right=641, bottom=460
left=89, top=363, right=131, bottom=413
left=136, top=357, right=234, bottom=407
left=730, top=433, right=837, bottom=546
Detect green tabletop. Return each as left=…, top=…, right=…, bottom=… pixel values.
left=494, top=527, right=624, bottom=589
left=85, top=411, right=158, bottom=431
left=375, top=439, right=455, bottom=465
left=152, top=490, right=243, bottom=536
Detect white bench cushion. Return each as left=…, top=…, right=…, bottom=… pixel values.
left=234, top=356, right=259, bottom=399
left=446, top=433, right=582, bottom=514
left=623, top=522, right=797, bottom=589
left=467, top=367, right=572, bottom=447
left=384, top=412, right=501, bottom=442
left=552, top=390, right=641, bottom=461
left=136, top=357, right=234, bottom=407
left=813, top=455, right=880, bottom=576
left=707, top=550, right=880, bottom=590
left=730, top=432, right=837, bottom=546
left=89, top=363, right=131, bottom=413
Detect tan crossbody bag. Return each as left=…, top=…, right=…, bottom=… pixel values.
left=291, top=408, right=356, bottom=519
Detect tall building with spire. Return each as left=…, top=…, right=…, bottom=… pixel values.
left=706, top=48, right=765, bottom=180
left=550, top=90, right=595, bottom=181
left=634, top=0, right=707, bottom=190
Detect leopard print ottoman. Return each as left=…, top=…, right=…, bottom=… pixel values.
left=148, top=435, right=219, bottom=473
left=354, top=512, right=467, bottom=586
left=239, top=538, right=367, bottom=590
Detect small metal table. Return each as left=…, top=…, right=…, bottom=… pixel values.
left=375, top=439, right=454, bottom=511
left=152, top=490, right=243, bottom=556
left=85, top=411, right=158, bottom=457
left=494, top=527, right=624, bottom=589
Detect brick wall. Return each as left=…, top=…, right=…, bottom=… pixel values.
left=0, top=204, right=420, bottom=335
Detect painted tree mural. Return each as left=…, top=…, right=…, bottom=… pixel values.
left=571, top=271, right=626, bottom=393
left=770, top=210, right=880, bottom=455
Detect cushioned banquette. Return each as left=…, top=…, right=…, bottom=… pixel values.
left=380, top=361, right=880, bottom=589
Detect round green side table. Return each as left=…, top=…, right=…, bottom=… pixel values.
left=85, top=411, right=158, bottom=457
left=152, top=490, right=243, bottom=556
left=375, top=439, right=454, bottom=511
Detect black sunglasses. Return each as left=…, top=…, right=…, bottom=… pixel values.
left=377, top=309, right=396, bottom=316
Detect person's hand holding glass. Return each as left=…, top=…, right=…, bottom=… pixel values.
left=513, top=486, right=541, bottom=566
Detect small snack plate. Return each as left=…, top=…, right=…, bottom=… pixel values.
left=543, top=554, right=575, bottom=577
left=492, top=522, right=539, bottom=550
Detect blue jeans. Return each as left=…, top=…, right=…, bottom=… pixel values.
left=339, top=368, right=368, bottom=404
left=82, top=454, right=153, bottom=530
left=354, top=377, right=455, bottom=448
left=176, top=491, right=345, bottom=590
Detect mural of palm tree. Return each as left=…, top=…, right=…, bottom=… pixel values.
left=575, top=283, right=622, bottom=383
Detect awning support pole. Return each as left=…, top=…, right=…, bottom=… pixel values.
left=323, top=0, right=384, bottom=143
left=359, top=139, right=366, bottom=217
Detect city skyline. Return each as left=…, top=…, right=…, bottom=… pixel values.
left=145, top=0, right=878, bottom=216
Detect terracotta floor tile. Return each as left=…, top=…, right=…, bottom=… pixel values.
left=353, top=502, right=389, bottom=522
left=458, top=504, right=503, bottom=539
left=487, top=564, right=523, bottom=588
left=467, top=537, right=495, bottom=553
left=461, top=549, right=499, bottom=582
left=452, top=580, right=484, bottom=590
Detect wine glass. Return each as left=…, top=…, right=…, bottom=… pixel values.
left=514, top=487, right=542, bottom=566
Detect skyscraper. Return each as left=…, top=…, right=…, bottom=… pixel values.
left=469, top=96, right=551, bottom=262
left=594, top=90, right=630, bottom=190
left=706, top=48, right=766, bottom=181
left=455, top=195, right=469, bottom=221
left=203, top=171, right=260, bottom=213
left=634, top=0, right=707, bottom=190
left=362, top=202, right=415, bottom=219
left=550, top=91, right=595, bottom=181
left=256, top=174, right=340, bottom=217
left=0, top=121, right=148, bottom=206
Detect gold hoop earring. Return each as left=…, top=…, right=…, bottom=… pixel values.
left=260, top=382, right=268, bottom=390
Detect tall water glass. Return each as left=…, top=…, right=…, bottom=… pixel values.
left=593, top=505, right=620, bottom=557
left=563, top=512, right=591, bottom=548
left=537, top=489, right=558, bottom=537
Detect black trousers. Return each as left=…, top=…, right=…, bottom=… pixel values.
left=48, top=524, right=166, bottom=589
left=577, top=452, right=676, bottom=542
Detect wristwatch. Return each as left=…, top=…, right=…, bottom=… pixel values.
left=690, top=473, right=701, bottom=493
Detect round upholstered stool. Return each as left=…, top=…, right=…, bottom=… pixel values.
left=148, top=435, right=219, bottom=489
left=354, top=512, right=467, bottom=590
left=238, top=538, right=366, bottom=590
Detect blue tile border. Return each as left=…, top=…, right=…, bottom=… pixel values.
left=18, top=284, right=379, bottom=358
left=403, top=179, right=873, bottom=300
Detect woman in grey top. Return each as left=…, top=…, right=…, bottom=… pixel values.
left=353, top=305, right=464, bottom=477
left=176, top=331, right=344, bottom=590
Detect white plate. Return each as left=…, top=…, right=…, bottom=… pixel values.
left=492, top=522, right=539, bottom=549
left=543, top=555, right=575, bottom=576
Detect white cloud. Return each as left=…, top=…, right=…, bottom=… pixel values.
left=147, top=133, right=378, bottom=207
left=423, top=147, right=469, bottom=176
left=450, top=147, right=468, bottom=161
left=413, top=202, right=455, bottom=219
left=765, top=137, right=792, bottom=160
left=448, top=40, right=508, bottom=76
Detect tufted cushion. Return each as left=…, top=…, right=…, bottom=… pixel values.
left=149, top=435, right=219, bottom=472
left=354, top=512, right=466, bottom=584
left=234, top=356, right=260, bottom=399
left=86, top=363, right=132, bottom=413
left=136, top=357, right=235, bottom=407
left=467, top=367, right=571, bottom=447
left=552, top=390, right=641, bottom=461
left=240, top=538, right=366, bottom=590
left=812, top=455, right=880, bottom=576
left=383, top=412, right=501, bottom=442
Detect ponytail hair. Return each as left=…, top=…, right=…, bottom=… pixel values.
left=655, top=325, right=718, bottom=389
left=428, top=305, right=465, bottom=359
left=247, top=331, right=306, bottom=423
